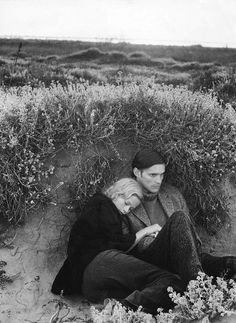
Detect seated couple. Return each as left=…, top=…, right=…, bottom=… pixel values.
left=52, top=149, right=236, bottom=315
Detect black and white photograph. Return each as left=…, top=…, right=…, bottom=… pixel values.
left=0, top=1, right=236, bottom=322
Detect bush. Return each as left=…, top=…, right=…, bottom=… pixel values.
left=0, top=261, right=13, bottom=289
left=154, top=71, right=190, bottom=87
left=0, top=57, right=8, bottom=66
left=9, top=51, right=28, bottom=59
left=70, top=67, right=107, bottom=84
left=168, top=272, right=236, bottom=321
left=192, top=68, right=236, bottom=106
left=108, top=50, right=127, bottom=61
left=170, top=61, right=202, bottom=71
left=192, top=68, right=223, bottom=92
left=128, top=51, right=151, bottom=59
left=0, top=80, right=236, bottom=230
left=62, top=47, right=105, bottom=61
left=91, top=273, right=236, bottom=322
left=0, top=62, right=72, bottom=87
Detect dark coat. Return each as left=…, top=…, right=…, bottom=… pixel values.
left=51, top=193, right=136, bottom=295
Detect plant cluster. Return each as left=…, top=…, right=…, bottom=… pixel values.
left=90, top=273, right=236, bottom=323
left=0, top=80, right=236, bottom=230
left=0, top=62, right=73, bottom=87
left=91, top=303, right=154, bottom=323
left=2, top=54, right=235, bottom=106
left=3, top=38, right=236, bottom=64
left=0, top=261, right=12, bottom=290
left=192, top=67, right=236, bottom=107
left=168, top=272, right=236, bottom=321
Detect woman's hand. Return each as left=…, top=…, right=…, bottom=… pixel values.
left=136, top=224, right=162, bottom=241
left=144, top=224, right=162, bottom=236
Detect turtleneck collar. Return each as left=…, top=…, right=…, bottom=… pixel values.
left=143, top=191, right=158, bottom=201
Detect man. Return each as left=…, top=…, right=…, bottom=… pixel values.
left=129, top=148, right=236, bottom=282
left=52, top=149, right=235, bottom=315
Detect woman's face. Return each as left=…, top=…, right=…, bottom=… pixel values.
left=113, top=194, right=141, bottom=214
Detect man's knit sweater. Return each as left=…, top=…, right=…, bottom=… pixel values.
left=142, top=192, right=168, bottom=227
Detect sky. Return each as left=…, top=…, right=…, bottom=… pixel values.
left=1, top=0, right=236, bottom=48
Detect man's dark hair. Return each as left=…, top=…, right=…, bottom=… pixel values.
left=132, top=149, right=165, bottom=172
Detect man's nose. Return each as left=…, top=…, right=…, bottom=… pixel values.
left=155, top=176, right=162, bottom=184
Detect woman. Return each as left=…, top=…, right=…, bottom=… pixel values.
left=51, top=178, right=158, bottom=295
left=52, top=178, right=184, bottom=314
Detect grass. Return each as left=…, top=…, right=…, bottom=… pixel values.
left=91, top=273, right=236, bottom=323
left=0, top=79, right=236, bottom=233
left=1, top=38, right=236, bottom=232
left=2, top=38, right=236, bottom=64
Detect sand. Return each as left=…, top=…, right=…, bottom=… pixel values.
left=0, top=147, right=235, bottom=323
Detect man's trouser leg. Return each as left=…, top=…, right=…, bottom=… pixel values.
left=138, top=211, right=203, bottom=285
left=201, top=253, right=236, bottom=279
left=82, top=249, right=185, bottom=313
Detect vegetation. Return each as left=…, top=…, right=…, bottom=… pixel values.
left=91, top=273, right=236, bottom=322
left=0, top=78, right=236, bottom=232
left=0, top=261, right=12, bottom=289
left=1, top=38, right=236, bottom=64
left=1, top=38, right=236, bottom=322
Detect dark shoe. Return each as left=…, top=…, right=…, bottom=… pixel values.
left=224, top=256, right=236, bottom=279
left=201, top=253, right=236, bottom=279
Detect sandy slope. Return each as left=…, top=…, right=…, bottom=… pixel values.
left=0, top=149, right=94, bottom=322
left=0, top=147, right=236, bottom=323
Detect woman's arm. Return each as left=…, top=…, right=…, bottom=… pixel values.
left=125, top=223, right=162, bottom=253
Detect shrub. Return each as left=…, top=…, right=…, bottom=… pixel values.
left=192, top=68, right=223, bottom=92
left=45, top=55, right=60, bottom=61
left=99, top=51, right=128, bottom=64
left=91, top=273, right=236, bottom=322
left=0, top=261, right=12, bottom=289
left=170, top=61, right=202, bottom=71
left=91, top=301, right=154, bottom=323
left=0, top=62, right=72, bottom=87
left=0, top=80, right=236, bottom=230
left=168, top=272, right=236, bottom=321
left=62, top=47, right=105, bottom=62
left=154, top=71, right=190, bottom=86
left=9, top=51, right=28, bottom=59
left=192, top=68, right=236, bottom=107
left=217, top=70, right=236, bottom=104
left=128, top=51, right=151, bottom=59
left=0, top=57, right=8, bottom=66
left=108, top=50, right=127, bottom=61
left=70, top=67, right=107, bottom=84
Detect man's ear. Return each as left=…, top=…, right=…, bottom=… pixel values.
left=133, top=167, right=141, bottom=178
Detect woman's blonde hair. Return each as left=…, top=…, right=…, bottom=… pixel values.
left=104, top=178, right=143, bottom=201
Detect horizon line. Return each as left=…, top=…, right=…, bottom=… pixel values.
left=0, top=34, right=235, bottom=49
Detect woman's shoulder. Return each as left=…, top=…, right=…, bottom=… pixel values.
left=89, top=191, right=112, bottom=204
left=82, top=192, right=113, bottom=211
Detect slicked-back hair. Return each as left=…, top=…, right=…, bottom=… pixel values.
left=132, top=149, right=165, bottom=177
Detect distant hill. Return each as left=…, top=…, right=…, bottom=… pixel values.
left=1, top=38, right=236, bottom=65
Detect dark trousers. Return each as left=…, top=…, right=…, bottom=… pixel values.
left=82, top=249, right=184, bottom=312
left=136, top=211, right=203, bottom=286
left=81, top=211, right=235, bottom=313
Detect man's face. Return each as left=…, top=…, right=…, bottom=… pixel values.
left=134, top=164, right=165, bottom=194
